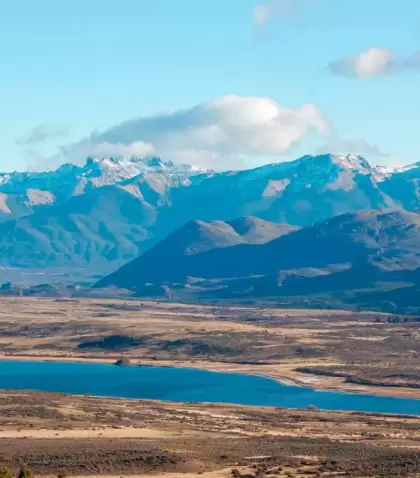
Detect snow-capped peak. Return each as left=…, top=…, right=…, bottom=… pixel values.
left=372, top=162, right=420, bottom=182
left=331, top=154, right=372, bottom=173
left=372, top=164, right=396, bottom=182
left=393, top=161, right=420, bottom=174
left=59, top=155, right=208, bottom=195
left=0, top=155, right=209, bottom=199
left=0, top=173, right=12, bottom=185
left=82, top=156, right=207, bottom=177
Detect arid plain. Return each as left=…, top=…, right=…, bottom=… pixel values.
left=0, top=297, right=420, bottom=477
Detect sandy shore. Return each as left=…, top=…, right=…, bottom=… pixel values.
left=1, top=353, right=420, bottom=400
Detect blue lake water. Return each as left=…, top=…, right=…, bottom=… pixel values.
left=0, top=360, right=419, bottom=416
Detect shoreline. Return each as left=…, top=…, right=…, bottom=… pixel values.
left=1, top=353, right=420, bottom=401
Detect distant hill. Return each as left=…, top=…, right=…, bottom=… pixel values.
left=96, top=210, right=420, bottom=313
left=146, top=216, right=299, bottom=256
left=96, top=217, right=298, bottom=289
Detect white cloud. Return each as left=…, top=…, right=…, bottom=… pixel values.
left=60, top=140, right=155, bottom=160
left=58, top=95, right=330, bottom=169
left=253, top=4, right=272, bottom=27
left=253, top=0, right=300, bottom=28
left=328, top=47, right=420, bottom=78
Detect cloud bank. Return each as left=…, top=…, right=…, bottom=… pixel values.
left=328, top=47, right=420, bottom=78
left=57, top=95, right=330, bottom=170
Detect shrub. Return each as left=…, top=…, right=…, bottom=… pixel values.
left=17, top=466, right=32, bottom=478
left=0, top=464, right=12, bottom=478
left=115, top=357, right=131, bottom=366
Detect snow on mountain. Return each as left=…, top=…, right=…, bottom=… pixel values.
left=0, top=156, right=208, bottom=220
left=0, top=156, right=207, bottom=193
left=63, top=156, right=210, bottom=196
left=0, top=153, right=416, bottom=198
left=0, top=153, right=420, bottom=270
left=88, top=155, right=207, bottom=173
left=372, top=165, right=395, bottom=182
left=0, top=152, right=419, bottom=226
left=331, top=154, right=372, bottom=173
left=81, top=156, right=204, bottom=181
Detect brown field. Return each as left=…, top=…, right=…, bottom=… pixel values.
left=1, top=298, right=420, bottom=477
left=0, top=297, right=419, bottom=398
left=1, top=390, right=420, bottom=477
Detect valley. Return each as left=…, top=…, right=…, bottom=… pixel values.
left=0, top=297, right=419, bottom=398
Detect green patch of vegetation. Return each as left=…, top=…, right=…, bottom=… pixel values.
left=115, top=357, right=132, bottom=366
left=78, top=335, right=148, bottom=350
left=17, top=466, right=32, bottom=478
left=0, top=464, right=12, bottom=478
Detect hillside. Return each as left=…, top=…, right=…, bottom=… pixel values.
left=97, top=217, right=298, bottom=288
left=96, top=210, right=420, bottom=312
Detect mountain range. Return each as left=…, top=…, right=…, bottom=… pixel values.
left=0, top=157, right=203, bottom=267
left=0, top=153, right=420, bottom=275
left=1, top=152, right=420, bottom=311
left=0, top=155, right=420, bottom=278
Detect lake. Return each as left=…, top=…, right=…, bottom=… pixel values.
left=0, top=360, right=419, bottom=415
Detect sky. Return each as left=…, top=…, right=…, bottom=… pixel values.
left=1, top=0, right=420, bottom=172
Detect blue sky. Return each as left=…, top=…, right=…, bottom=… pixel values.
left=1, top=0, right=419, bottom=171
